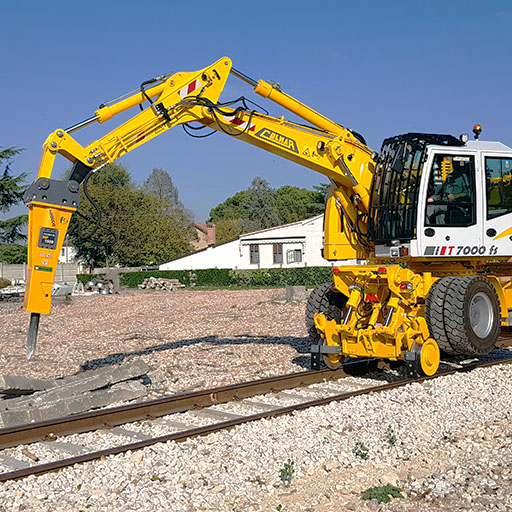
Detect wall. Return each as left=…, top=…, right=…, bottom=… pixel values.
left=160, top=240, right=241, bottom=270
left=0, top=263, right=80, bottom=284
left=160, top=215, right=354, bottom=271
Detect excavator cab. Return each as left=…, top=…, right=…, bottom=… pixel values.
left=368, top=133, right=465, bottom=257
left=368, top=132, right=512, bottom=261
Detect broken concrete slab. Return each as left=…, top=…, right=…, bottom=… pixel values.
left=0, top=380, right=147, bottom=428
left=55, top=359, right=149, bottom=388
left=0, top=375, right=58, bottom=395
left=0, top=360, right=149, bottom=412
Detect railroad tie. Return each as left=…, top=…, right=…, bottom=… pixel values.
left=149, top=418, right=191, bottom=431
left=0, top=454, right=29, bottom=471
left=189, top=408, right=243, bottom=421
left=236, top=400, right=280, bottom=412
left=105, top=427, right=151, bottom=441
left=271, top=391, right=312, bottom=402
left=41, top=441, right=87, bottom=455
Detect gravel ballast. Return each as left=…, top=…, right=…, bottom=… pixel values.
left=0, top=363, right=511, bottom=511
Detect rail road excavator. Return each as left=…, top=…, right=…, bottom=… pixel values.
left=23, top=57, right=512, bottom=375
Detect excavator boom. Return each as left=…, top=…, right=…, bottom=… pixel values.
left=23, top=57, right=375, bottom=358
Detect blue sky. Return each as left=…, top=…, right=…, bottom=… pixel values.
left=2, top=0, right=512, bottom=222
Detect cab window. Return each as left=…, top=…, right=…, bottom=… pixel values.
left=486, top=157, right=512, bottom=219
left=425, top=154, right=476, bottom=227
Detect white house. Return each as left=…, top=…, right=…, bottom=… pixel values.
left=59, top=237, right=77, bottom=264
left=160, top=215, right=352, bottom=270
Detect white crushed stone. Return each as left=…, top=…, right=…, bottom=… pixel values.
left=0, top=362, right=511, bottom=511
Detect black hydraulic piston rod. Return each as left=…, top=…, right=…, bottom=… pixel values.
left=230, top=68, right=258, bottom=88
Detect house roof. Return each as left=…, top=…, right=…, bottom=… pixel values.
left=240, top=214, right=323, bottom=239
left=162, top=215, right=323, bottom=265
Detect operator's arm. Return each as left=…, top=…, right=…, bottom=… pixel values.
left=23, top=57, right=376, bottom=358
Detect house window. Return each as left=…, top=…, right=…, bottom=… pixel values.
left=249, top=244, right=259, bottom=264
left=287, top=249, right=302, bottom=263
left=273, top=244, right=283, bottom=264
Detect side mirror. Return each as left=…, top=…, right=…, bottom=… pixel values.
left=391, top=144, right=411, bottom=173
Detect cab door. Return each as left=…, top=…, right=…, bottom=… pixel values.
left=418, top=150, right=484, bottom=258
left=482, top=153, right=512, bottom=258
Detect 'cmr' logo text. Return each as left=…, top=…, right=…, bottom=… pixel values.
left=255, top=129, right=299, bottom=153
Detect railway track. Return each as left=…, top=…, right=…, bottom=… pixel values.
left=1, top=351, right=512, bottom=483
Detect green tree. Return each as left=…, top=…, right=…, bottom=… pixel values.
left=0, top=147, right=28, bottom=244
left=214, top=218, right=244, bottom=244
left=208, top=178, right=330, bottom=236
left=209, top=190, right=249, bottom=223
left=142, top=167, right=196, bottom=249
left=242, top=176, right=279, bottom=232
left=142, top=168, right=184, bottom=211
left=0, top=243, right=27, bottom=263
left=312, top=182, right=330, bottom=204
left=69, top=164, right=194, bottom=267
left=275, top=185, right=326, bottom=224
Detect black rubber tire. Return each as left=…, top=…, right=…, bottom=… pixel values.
left=425, top=277, right=457, bottom=354
left=305, top=282, right=347, bottom=344
left=443, top=276, right=500, bottom=355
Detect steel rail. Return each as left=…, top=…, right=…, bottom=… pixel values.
left=0, top=366, right=355, bottom=450
left=1, top=356, right=511, bottom=482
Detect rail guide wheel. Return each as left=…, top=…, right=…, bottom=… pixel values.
left=412, top=339, right=440, bottom=376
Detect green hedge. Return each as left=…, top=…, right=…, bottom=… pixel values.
left=76, top=267, right=334, bottom=289
left=193, top=269, right=232, bottom=287
left=229, top=267, right=333, bottom=288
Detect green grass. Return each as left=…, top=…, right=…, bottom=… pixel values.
left=362, top=485, right=404, bottom=503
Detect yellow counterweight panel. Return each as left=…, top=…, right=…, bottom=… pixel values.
left=323, top=192, right=359, bottom=260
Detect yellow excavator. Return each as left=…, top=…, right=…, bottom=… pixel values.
left=23, top=57, right=512, bottom=375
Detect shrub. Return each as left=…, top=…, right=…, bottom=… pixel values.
left=353, top=441, right=369, bottom=460
left=279, top=459, right=295, bottom=486
left=361, top=485, right=403, bottom=503
left=193, top=268, right=231, bottom=287
left=76, top=274, right=102, bottom=285
left=78, top=266, right=336, bottom=289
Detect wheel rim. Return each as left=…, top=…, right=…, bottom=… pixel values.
left=419, top=339, right=440, bottom=376
left=323, top=339, right=342, bottom=369
left=469, top=292, right=493, bottom=338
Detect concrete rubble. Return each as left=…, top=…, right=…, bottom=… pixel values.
left=285, top=285, right=309, bottom=303
left=138, top=277, right=185, bottom=291
left=0, top=360, right=149, bottom=427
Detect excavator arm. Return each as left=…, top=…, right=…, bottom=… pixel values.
left=23, top=56, right=376, bottom=358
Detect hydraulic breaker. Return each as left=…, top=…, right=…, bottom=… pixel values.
left=23, top=178, right=79, bottom=359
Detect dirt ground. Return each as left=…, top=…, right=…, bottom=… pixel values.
left=0, top=288, right=309, bottom=392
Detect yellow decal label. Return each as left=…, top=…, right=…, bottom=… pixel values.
left=255, top=128, right=298, bottom=153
